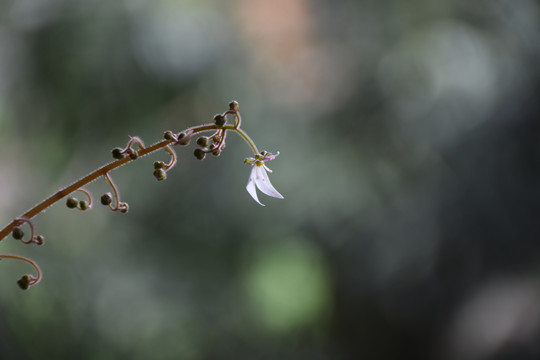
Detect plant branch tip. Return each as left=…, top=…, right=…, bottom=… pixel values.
left=0, top=100, right=284, bottom=289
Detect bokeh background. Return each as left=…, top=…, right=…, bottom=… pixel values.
left=1, top=0, right=540, bottom=359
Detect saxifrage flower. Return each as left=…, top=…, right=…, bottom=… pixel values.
left=245, top=151, right=284, bottom=206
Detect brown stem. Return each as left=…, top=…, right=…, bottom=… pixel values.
left=162, top=145, right=177, bottom=170
left=103, top=172, right=127, bottom=212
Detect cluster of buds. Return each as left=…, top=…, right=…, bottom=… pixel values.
left=65, top=188, right=93, bottom=211
left=11, top=217, right=45, bottom=246
left=7, top=217, right=44, bottom=289
left=190, top=101, right=239, bottom=161
left=111, top=136, right=145, bottom=161
left=152, top=131, right=179, bottom=181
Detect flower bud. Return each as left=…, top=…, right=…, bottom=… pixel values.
left=213, top=114, right=226, bottom=127
left=120, top=203, right=129, bottom=213
left=193, top=148, right=206, bottom=160
left=35, top=235, right=45, bottom=245
left=176, top=132, right=191, bottom=146
left=153, top=168, right=167, bottom=181
left=112, top=147, right=124, bottom=159
left=129, top=152, right=138, bottom=160
left=154, top=161, right=165, bottom=169
left=229, top=100, right=239, bottom=111
left=196, top=136, right=209, bottom=147
left=79, top=200, right=89, bottom=210
left=212, top=149, right=221, bottom=156
left=12, top=227, right=24, bottom=240
left=163, top=130, right=175, bottom=141
left=66, top=197, right=79, bottom=209
left=17, top=275, right=30, bottom=290
left=101, top=193, right=113, bottom=206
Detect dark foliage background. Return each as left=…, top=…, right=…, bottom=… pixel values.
left=1, top=1, right=540, bottom=359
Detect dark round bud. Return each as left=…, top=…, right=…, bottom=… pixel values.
left=196, top=136, right=209, bottom=147
left=101, top=193, right=113, bottom=206
left=193, top=149, right=206, bottom=160
left=120, top=203, right=129, bottom=213
left=12, top=227, right=24, bottom=240
left=176, top=132, right=190, bottom=146
left=153, top=168, right=167, bottom=181
left=212, top=149, right=221, bottom=157
left=213, top=114, right=226, bottom=127
left=79, top=200, right=89, bottom=210
left=35, top=235, right=45, bottom=245
left=154, top=161, right=165, bottom=169
left=17, top=275, right=30, bottom=290
left=228, top=100, right=239, bottom=111
left=129, top=152, right=138, bottom=160
left=66, top=197, right=79, bottom=209
left=112, top=147, right=124, bottom=160
left=163, top=130, right=175, bottom=141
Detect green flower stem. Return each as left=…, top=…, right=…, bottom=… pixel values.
left=0, top=123, right=258, bottom=242
left=225, top=125, right=259, bottom=155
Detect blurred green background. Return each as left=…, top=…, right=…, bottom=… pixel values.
left=1, top=0, right=540, bottom=359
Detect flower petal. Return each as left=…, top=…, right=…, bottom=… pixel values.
left=246, top=167, right=265, bottom=206
left=254, top=166, right=284, bottom=199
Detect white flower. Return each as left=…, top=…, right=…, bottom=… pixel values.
left=245, top=151, right=284, bottom=206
